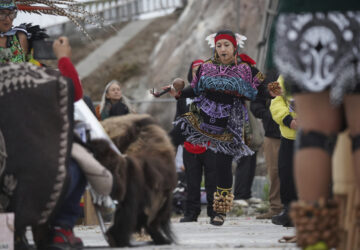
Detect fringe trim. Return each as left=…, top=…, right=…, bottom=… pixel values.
left=174, top=117, right=253, bottom=161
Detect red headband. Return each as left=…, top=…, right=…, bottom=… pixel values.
left=191, top=59, right=204, bottom=69
left=215, top=34, right=237, bottom=48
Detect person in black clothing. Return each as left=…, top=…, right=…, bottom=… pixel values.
left=250, top=71, right=283, bottom=219
left=109, top=100, right=129, bottom=117
left=269, top=75, right=298, bottom=227
left=168, top=99, right=188, bottom=148
left=168, top=59, right=218, bottom=223
left=169, top=60, right=203, bottom=147
left=83, top=95, right=96, bottom=116
left=181, top=144, right=217, bottom=222
left=233, top=71, right=281, bottom=208
left=233, top=152, right=257, bottom=202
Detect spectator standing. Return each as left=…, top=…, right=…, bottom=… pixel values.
left=96, top=80, right=132, bottom=120
left=251, top=72, right=282, bottom=219
left=269, top=75, right=297, bottom=227
left=233, top=152, right=257, bottom=203
left=233, top=72, right=267, bottom=206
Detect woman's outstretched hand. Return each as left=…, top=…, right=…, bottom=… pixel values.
left=150, top=78, right=185, bottom=98
left=150, top=85, right=171, bottom=97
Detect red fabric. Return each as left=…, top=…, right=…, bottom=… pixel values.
left=191, top=59, right=204, bottom=69
left=58, top=57, right=83, bottom=102
left=53, top=228, right=71, bottom=243
left=215, top=34, right=237, bottom=48
left=184, top=141, right=208, bottom=154
left=53, top=228, right=83, bottom=245
left=239, top=53, right=256, bottom=65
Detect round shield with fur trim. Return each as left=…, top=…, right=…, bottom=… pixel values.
left=0, top=63, right=74, bottom=230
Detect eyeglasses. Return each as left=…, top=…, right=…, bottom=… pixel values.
left=0, top=11, right=17, bottom=21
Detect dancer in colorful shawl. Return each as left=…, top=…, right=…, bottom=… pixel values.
left=167, top=30, right=273, bottom=226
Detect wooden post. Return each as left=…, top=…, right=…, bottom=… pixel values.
left=83, top=189, right=99, bottom=225
left=255, top=0, right=279, bottom=72
left=333, top=131, right=360, bottom=250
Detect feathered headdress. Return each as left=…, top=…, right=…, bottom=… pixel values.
left=206, top=30, right=256, bottom=65
left=13, top=0, right=103, bottom=39
left=205, top=32, right=247, bottom=49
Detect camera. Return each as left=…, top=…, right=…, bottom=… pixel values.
left=32, top=40, right=57, bottom=60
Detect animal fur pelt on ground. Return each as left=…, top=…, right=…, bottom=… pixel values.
left=90, top=114, right=177, bottom=247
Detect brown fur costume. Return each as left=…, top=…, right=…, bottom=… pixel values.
left=90, top=114, right=177, bottom=247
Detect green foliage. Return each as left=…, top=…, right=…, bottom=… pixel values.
left=262, top=181, right=269, bottom=201
left=304, top=242, right=328, bottom=250
left=231, top=206, right=243, bottom=217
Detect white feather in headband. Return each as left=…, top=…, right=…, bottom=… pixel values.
left=205, top=33, right=217, bottom=48
left=235, top=34, right=247, bottom=48
left=205, top=33, right=247, bottom=48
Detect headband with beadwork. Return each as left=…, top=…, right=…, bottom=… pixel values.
left=0, top=0, right=16, bottom=9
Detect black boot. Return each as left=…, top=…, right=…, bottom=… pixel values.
left=180, top=214, right=197, bottom=222
left=272, top=204, right=292, bottom=226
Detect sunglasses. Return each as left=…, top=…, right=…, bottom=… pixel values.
left=0, top=10, right=17, bottom=21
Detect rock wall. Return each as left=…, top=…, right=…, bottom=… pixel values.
left=134, top=0, right=266, bottom=129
